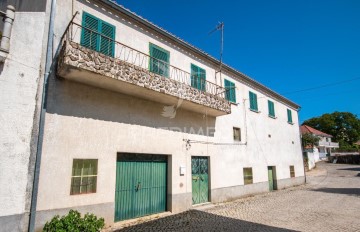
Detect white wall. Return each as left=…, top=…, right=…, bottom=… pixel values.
left=0, top=12, right=46, bottom=217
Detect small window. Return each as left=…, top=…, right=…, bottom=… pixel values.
left=290, top=166, right=295, bottom=178
left=71, top=159, right=98, bottom=195
left=149, top=43, right=170, bottom=77
left=243, top=168, right=253, bottom=185
left=191, top=64, right=206, bottom=91
left=249, top=91, right=258, bottom=111
left=287, top=109, right=293, bottom=124
left=224, top=79, right=236, bottom=103
left=81, top=12, right=115, bottom=57
left=268, top=100, right=275, bottom=118
left=233, top=127, right=241, bottom=141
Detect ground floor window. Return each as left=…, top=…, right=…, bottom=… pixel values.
left=290, top=165, right=295, bottom=178
left=233, top=127, right=241, bottom=141
left=71, top=159, right=98, bottom=195
left=243, top=167, right=253, bottom=185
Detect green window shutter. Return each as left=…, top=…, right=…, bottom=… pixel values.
left=224, top=79, right=235, bottom=102
left=249, top=91, right=258, bottom=111
left=268, top=100, right=275, bottom=117
left=99, top=21, right=115, bottom=57
left=149, top=43, right=170, bottom=77
left=191, top=64, right=206, bottom=91
left=287, top=109, right=293, bottom=123
left=81, top=12, right=116, bottom=57
left=81, top=12, right=99, bottom=51
left=191, top=64, right=199, bottom=89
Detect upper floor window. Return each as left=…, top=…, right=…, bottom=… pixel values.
left=249, top=91, right=258, bottom=111
left=71, top=159, right=98, bottom=195
left=191, top=64, right=206, bottom=91
left=287, top=109, right=293, bottom=124
left=81, top=12, right=115, bottom=57
left=224, top=79, right=236, bottom=103
left=268, top=100, right=275, bottom=118
left=149, top=43, right=170, bottom=77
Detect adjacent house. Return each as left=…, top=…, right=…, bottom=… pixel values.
left=301, top=125, right=339, bottom=163
left=0, top=0, right=305, bottom=231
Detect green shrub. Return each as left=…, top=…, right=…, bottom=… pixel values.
left=43, top=210, right=105, bottom=232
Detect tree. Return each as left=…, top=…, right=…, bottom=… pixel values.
left=301, top=133, right=320, bottom=149
left=303, top=112, right=360, bottom=149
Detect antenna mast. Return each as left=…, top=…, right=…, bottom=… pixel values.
left=209, top=22, right=224, bottom=85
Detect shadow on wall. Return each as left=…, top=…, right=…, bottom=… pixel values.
left=115, top=210, right=296, bottom=232
left=312, top=188, right=360, bottom=196
left=46, top=75, right=216, bottom=136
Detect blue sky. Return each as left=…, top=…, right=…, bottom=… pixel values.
left=116, top=0, right=360, bottom=123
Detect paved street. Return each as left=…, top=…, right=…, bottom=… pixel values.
left=113, top=162, right=360, bottom=232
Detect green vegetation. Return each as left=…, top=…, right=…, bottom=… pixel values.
left=303, top=112, right=360, bottom=151
left=302, top=132, right=320, bottom=149
left=43, top=210, right=105, bottom=232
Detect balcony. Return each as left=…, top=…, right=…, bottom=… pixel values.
left=57, top=22, right=231, bottom=116
left=318, top=141, right=339, bottom=148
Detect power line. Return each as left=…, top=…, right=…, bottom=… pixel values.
left=281, top=77, right=360, bottom=95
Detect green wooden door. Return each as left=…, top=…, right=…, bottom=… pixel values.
left=192, top=157, right=209, bottom=205
left=268, top=166, right=277, bottom=191
left=115, top=154, right=167, bottom=221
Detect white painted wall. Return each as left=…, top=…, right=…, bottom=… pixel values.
left=36, top=0, right=304, bottom=215
left=0, top=12, right=46, bottom=217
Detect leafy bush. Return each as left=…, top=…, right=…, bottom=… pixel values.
left=43, top=210, right=105, bottom=232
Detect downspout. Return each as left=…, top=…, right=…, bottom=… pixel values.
left=297, top=107, right=307, bottom=184
left=0, top=5, right=15, bottom=62
left=28, top=0, right=56, bottom=231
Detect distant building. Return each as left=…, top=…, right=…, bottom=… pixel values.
left=301, top=125, right=339, bottom=160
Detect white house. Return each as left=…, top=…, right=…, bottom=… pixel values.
left=301, top=125, right=339, bottom=162
left=0, top=1, right=50, bottom=231
left=0, top=0, right=305, bottom=231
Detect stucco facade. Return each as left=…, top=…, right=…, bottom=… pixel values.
left=0, top=0, right=305, bottom=231
left=0, top=4, right=49, bottom=232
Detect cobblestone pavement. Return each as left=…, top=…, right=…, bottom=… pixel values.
left=112, top=162, right=360, bottom=232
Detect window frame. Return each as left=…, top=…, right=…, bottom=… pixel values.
left=268, top=100, right=276, bottom=118
left=233, top=127, right=241, bottom=141
left=224, top=79, right=236, bottom=103
left=149, top=43, right=170, bottom=78
left=290, top=166, right=295, bottom=178
left=80, top=11, right=116, bottom=57
left=70, top=159, right=98, bottom=195
left=243, top=167, right=253, bottom=185
left=249, top=91, right=258, bottom=112
left=190, top=63, right=206, bottom=91
left=287, top=109, right=293, bottom=124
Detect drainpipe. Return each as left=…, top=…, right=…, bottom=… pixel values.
left=0, top=5, right=15, bottom=62
left=28, top=0, right=56, bottom=231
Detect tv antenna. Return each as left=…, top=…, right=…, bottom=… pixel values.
left=209, top=22, right=224, bottom=85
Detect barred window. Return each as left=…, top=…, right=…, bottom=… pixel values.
left=71, top=159, right=98, bottom=195
left=233, top=127, right=241, bottom=141
left=243, top=167, right=253, bottom=185
left=290, top=166, right=295, bottom=178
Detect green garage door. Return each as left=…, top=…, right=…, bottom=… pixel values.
left=115, top=154, right=167, bottom=221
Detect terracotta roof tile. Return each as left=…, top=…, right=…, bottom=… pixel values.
left=300, top=125, right=333, bottom=138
